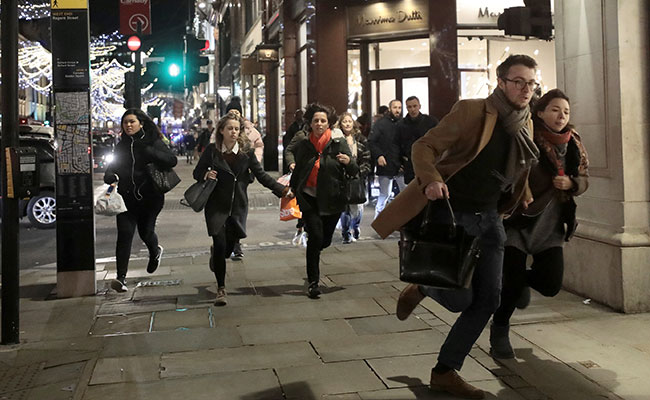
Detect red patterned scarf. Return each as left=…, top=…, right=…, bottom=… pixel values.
left=306, top=128, right=331, bottom=187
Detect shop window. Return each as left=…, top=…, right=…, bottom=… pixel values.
left=369, top=38, right=429, bottom=70
left=371, top=80, right=396, bottom=117
left=403, top=77, right=429, bottom=113
left=299, top=49, right=307, bottom=107
left=347, top=49, right=362, bottom=117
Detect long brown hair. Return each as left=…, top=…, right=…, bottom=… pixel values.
left=334, top=112, right=361, bottom=136
left=213, top=112, right=251, bottom=152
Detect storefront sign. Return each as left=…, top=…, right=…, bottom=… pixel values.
left=257, top=48, right=279, bottom=62
left=347, top=0, right=429, bottom=38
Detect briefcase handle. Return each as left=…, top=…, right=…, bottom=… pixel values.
left=421, top=197, right=457, bottom=238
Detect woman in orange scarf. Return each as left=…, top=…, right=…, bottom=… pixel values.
left=289, top=103, right=360, bottom=298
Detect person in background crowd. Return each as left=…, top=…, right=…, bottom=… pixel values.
left=224, top=96, right=264, bottom=259
left=283, top=108, right=304, bottom=174
left=196, top=120, right=214, bottom=156
left=335, top=112, right=371, bottom=244
left=369, top=99, right=405, bottom=219
left=373, top=54, right=540, bottom=399
left=398, top=96, right=439, bottom=184
left=490, top=89, right=589, bottom=359
left=193, top=112, right=291, bottom=306
left=184, top=130, right=196, bottom=164
left=356, top=113, right=371, bottom=139
left=104, top=109, right=177, bottom=293
left=290, top=103, right=358, bottom=298
left=373, top=105, right=389, bottom=124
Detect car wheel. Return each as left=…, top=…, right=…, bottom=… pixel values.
left=27, top=191, right=56, bottom=229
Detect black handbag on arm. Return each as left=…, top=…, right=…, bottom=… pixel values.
left=343, top=173, right=367, bottom=205
left=399, top=198, right=481, bottom=290
left=146, top=163, right=181, bottom=194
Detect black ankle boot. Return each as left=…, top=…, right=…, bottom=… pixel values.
left=489, top=322, right=515, bottom=359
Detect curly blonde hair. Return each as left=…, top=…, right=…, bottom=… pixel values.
left=213, top=112, right=251, bottom=152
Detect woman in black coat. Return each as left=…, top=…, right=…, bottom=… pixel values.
left=104, top=109, right=177, bottom=292
left=290, top=103, right=359, bottom=298
left=193, top=113, right=290, bottom=306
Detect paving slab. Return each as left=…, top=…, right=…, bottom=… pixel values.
left=82, top=369, right=282, bottom=400
left=237, top=319, right=357, bottom=345
left=100, top=326, right=242, bottom=357
left=25, top=380, right=77, bottom=400
left=89, top=313, right=152, bottom=336
left=346, top=314, right=430, bottom=335
left=131, top=283, right=199, bottom=301
left=160, top=341, right=321, bottom=378
left=367, top=353, right=496, bottom=389
left=327, top=271, right=398, bottom=286
left=90, top=354, right=160, bottom=385
left=97, top=298, right=178, bottom=316
left=276, top=360, right=385, bottom=399
left=151, top=307, right=212, bottom=331
left=210, top=298, right=387, bottom=326
left=356, top=378, right=526, bottom=399
left=313, top=329, right=445, bottom=362
left=312, top=284, right=394, bottom=302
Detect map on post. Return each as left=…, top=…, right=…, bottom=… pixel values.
left=55, top=92, right=90, bottom=124
left=56, top=124, right=91, bottom=174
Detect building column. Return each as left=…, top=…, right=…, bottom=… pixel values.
left=555, top=0, right=650, bottom=312
left=428, top=0, right=459, bottom=119
left=282, top=1, right=300, bottom=127
left=313, top=0, right=347, bottom=114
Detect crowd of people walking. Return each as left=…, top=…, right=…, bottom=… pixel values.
left=105, top=53, right=589, bottom=399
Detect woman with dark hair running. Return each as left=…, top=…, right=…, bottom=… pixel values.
left=193, top=112, right=291, bottom=306
left=490, top=89, right=589, bottom=359
left=290, top=103, right=359, bottom=298
left=104, top=108, right=177, bottom=292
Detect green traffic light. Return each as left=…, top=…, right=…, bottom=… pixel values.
left=168, top=63, right=181, bottom=77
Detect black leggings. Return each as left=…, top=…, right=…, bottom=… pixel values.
left=210, top=221, right=237, bottom=288
left=492, top=246, right=564, bottom=325
left=301, top=194, right=340, bottom=284
left=115, top=195, right=164, bottom=279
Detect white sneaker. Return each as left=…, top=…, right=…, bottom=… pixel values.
left=110, top=277, right=127, bottom=293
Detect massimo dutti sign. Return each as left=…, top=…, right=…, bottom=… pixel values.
left=347, top=0, right=429, bottom=38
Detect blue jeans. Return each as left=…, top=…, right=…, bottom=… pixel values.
left=419, top=206, right=506, bottom=370
left=340, top=206, right=363, bottom=240
left=374, top=174, right=405, bottom=219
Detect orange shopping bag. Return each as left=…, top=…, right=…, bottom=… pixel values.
left=280, top=197, right=301, bottom=221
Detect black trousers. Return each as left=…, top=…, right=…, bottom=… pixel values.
left=301, top=194, right=340, bottom=284
left=492, top=246, right=564, bottom=325
left=210, top=219, right=237, bottom=287
left=115, top=194, right=164, bottom=279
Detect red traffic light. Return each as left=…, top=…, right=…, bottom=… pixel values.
left=127, top=36, right=141, bottom=51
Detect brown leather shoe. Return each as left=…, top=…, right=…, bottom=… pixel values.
left=396, top=283, right=425, bottom=321
left=430, top=369, right=485, bottom=399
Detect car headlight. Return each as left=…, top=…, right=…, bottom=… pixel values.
left=104, top=153, right=114, bottom=164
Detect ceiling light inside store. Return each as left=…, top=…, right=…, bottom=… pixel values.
left=198, top=2, right=206, bottom=9
left=534, top=49, right=539, bottom=56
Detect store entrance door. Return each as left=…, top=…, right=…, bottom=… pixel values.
left=368, top=67, right=430, bottom=116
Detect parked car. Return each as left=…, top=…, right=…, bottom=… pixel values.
left=92, top=131, right=116, bottom=172
left=0, top=124, right=56, bottom=229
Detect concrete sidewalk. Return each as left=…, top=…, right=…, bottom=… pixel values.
left=2, top=235, right=649, bottom=399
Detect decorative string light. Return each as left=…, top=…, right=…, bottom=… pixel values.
left=18, top=0, right=50, bottom=20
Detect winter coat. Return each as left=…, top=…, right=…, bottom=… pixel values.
left=289, top=129, right=360, bottom=215
left=243, top=120, right=264, bottom=162
left=372, top=99, right=533, bottom=238
left=104, top=129, right=177, bottom=202
left=397, top=113, right=439, bottom=183
left=368, top=113, right=401, bottom=176
left=193, top=143, right=285, bottom=238
left=345, top=132, right=372, bottom=178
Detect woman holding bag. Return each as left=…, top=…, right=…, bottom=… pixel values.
left=290, top=103, right=359, bottom=298
left=194, top=112, right=291, bottom=306
left=104, top=109, right=177, bottom=292
left=335, top=112, right=371, bottom=244
left=490, top=89, right=589, bottom=359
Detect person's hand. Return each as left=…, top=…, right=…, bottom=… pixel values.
left=282, top=186, right=295, bottom=198
left=205, top=170, right=218, bottom=181
left=553, top=175, right=574, bottom=191
left=424, top=181, right=449, bottom=201
left=521, top=197, right=534, bottom=209
left=336, top=153, right=350, bottom=165
left=377, top=156, right=387, bottom=167
left=289, top=163, right=295, bottom=171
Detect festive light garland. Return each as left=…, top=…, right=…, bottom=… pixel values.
left=18, top=0, right=50, bottom=20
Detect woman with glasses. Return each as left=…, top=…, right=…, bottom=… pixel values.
left=490, top=89, right=589, bottom=359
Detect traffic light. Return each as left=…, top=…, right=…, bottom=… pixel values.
left=184, top=35, right=209, bottom=89
left=141, top=57, right=184, bottom=91
left=498, top=0, right=553, bottom=40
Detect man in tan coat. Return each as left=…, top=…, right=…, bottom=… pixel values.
left=372, top=54, right=540, bottom=399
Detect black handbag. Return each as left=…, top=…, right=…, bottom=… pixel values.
left=343, top=174, right=367, bottom=204
left=182, top=179, right=217, bottom=212
left=146, top=163, right=181, bottom=194
left=399, top=198, right=481, bottom=290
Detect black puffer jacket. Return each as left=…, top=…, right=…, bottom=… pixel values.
left=289, top=130, right=359, bottom=215
left=368, top=113, right=401, bottom=176
left=397, top=113, right=438, bottom=183
left=104, top=129, right=177, bottom=201
left=194, top=143, right=285, bottom=238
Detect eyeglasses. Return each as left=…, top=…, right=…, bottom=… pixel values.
left=503, top=78, right=540, bottom=91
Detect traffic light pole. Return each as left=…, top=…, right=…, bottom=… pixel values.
left=134, top=22, right=142, bottom=109
left=1, top=0, right=21, bottom=345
